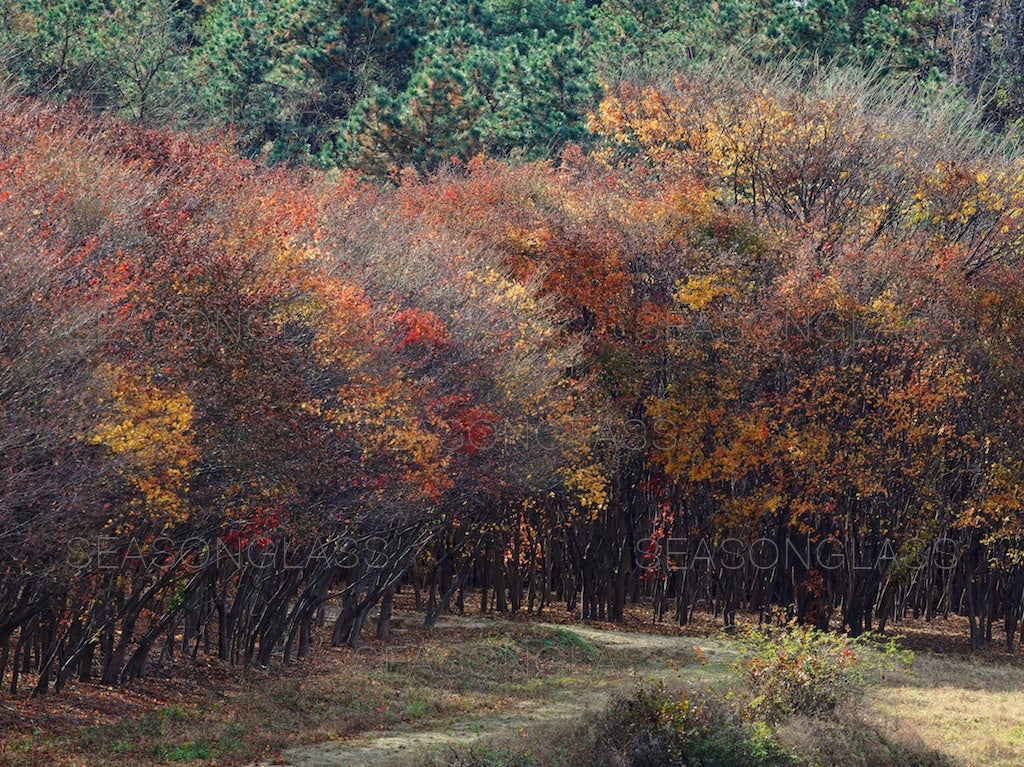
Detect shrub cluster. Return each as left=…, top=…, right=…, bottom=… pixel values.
left=736, top=626, right=911, bottom=724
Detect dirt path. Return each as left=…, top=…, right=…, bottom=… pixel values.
left=253, top=618, right=732, bottom=767
left=258, top=684, right=612, bottom=767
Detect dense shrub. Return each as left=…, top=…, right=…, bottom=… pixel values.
left=579, top=682, right=795, bottom=767
left=736, top=627, right=912, bottom=724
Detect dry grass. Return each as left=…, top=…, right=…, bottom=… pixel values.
left=868, top=652, right=1024, bottom=767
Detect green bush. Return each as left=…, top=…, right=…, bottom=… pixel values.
left=580, top=681, right=795, bottom=767
left=736, top=626, right=912, bottom=724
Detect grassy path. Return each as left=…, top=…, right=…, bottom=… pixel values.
left=253, top=617, right=734, bottom=767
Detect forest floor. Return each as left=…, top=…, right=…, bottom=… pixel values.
left=2, top=606, right=1023, bottom=766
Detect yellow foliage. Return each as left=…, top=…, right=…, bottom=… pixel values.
left=87, top=365, right=197, bottom=526
left=675, top=273, right=736, bottom=311
left=560, top=461, right=608, bottom=519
